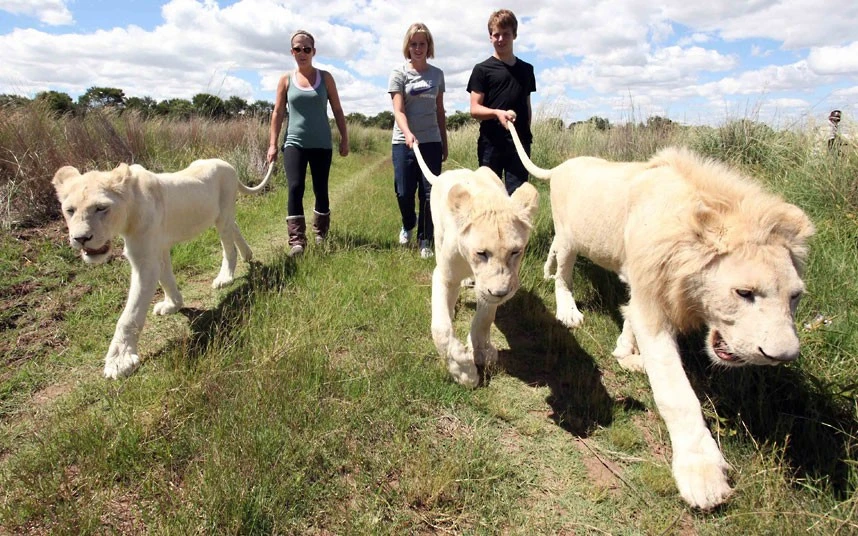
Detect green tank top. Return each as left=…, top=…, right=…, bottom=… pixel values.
left=285, top=70, right=333, bottom=149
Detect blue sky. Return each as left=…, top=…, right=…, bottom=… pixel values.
left=1, top=0, right=856, bottom=128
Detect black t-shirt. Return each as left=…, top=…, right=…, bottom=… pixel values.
left=466, top=56, right=536, bottom=144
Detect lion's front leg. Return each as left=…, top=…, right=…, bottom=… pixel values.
left=629, top=303, right=732, bottom=509
left=105, top=265, right=158, bottom=379
left=153, top=249, right=184, bottom=315
left=612, top=317, right=642, bottom=372
left=553, top=247, right=584, bottom=328
left=468, top=302, right=498, bottom=367
left=431, top=267, right=478, bottom=387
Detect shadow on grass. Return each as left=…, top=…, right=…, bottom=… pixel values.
left=492, top=288, right=620, bottom=437
left=152, top=251, right=299, bottom=370
left=680, top=335, right=858, bottom=498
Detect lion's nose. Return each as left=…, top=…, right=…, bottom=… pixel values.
left=73, top=234, right=93, bottom=245
left=488, top=287, right=510, bottom=298
left=759, top=346, right=799, bottom=363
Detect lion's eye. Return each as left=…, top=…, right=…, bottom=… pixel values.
left=95, top=206, right=108, bottom=213
left=735, top=288, right=754, bottom=300
left=789, top=291, right=803, bottom=303
left=476, top=251, right=488, bottom=261
left=510, top=250, right=521, bottom=258
left=65, top=208, right=75, bottom=216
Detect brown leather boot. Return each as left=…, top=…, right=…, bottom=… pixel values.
left=286, top=215, right=307, bottom=256
left=312, top=210, right=330, bottom=244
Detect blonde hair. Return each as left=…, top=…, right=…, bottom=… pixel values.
left=401, top=23, right=435, bottom=59
left=290, top=29, right=315, bottom=48
left=488, top=9, right=518, bottom=38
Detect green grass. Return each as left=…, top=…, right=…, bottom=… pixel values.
left=1, top=113, right=857, bottom=534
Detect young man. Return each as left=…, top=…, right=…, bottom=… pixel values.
left=466, top=9, right=537, bottom=195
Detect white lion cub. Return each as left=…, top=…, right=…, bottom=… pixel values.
left=52, top=159, right=272, bottom=379
left=413, top=142, right=539, bottom=387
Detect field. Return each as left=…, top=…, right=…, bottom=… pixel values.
left=1, top=107, right=857, bottom=534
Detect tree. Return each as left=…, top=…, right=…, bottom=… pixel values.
left=125, top=96, right=157, bottom=117
left=368, top=110, right=394, bottom=130
left=192, top=93, right=226, bottom=118
left=35, top=90, right=75, bottom=115
left=224, top=96, right=249, bottom=118
left=156, top=98, right=194, bottom=119
left=447, top=110, right=475, bottom=130
left=78, top=86, right=125, bottom=110
left=0, top=94, right=30, bottom=109
left=248, top=100, right=274, bottom=118
left=346, top=112, right=369, bottom=126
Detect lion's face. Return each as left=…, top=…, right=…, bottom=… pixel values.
left=700, top=245, right=805, bottom=367
left=52, top=165, right=131, bottom=265
left=462, top=213, right=532, bottom=306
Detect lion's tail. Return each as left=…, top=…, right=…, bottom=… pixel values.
left=413, top=141, right=438, bottom=185
left=237, top=162, right=275, bottom=194
left=507, top=117, right=553, bottom=181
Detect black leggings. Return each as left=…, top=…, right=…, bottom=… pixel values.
left=283, top=146, right=333, bottom=216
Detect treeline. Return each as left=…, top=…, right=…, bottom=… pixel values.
left=0, top=86, right=481, bottom=130
left=0, top=87, right=274, bottom=120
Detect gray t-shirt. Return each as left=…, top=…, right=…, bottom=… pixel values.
left=388, top=62, right=445, bottom=144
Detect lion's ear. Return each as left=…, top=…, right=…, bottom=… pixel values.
left=510, top=182, right=539, bottom=226
left=108, top=163, right=134, bottom=188
left=52, top=166, right=80, bottom=188
left=691, top=201, right=728, bottom=253
left=768, top=203, right=815, bottom=265
left=447, top=183, right=473, bottom=225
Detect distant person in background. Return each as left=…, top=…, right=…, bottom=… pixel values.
left=388, top=22, right=447, bottom=259
left=827, top=109, right=845, bottom=152
left=467, top=8, right=536, bottom=195
left=268, top=29, right=349, bottom=257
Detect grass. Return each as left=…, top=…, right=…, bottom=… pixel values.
left=1, top=108, right=857, bottom=534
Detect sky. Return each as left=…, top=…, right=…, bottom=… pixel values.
left=1, top=0, right=856, bottom=128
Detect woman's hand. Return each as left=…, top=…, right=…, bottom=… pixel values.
left=266, top=145, right=279, bottom=163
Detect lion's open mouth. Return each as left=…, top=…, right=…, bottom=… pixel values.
left=83, top=244, right=110, bottom=257
left=710, top=330, right=738, bottom=362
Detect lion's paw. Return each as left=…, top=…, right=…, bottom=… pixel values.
left=104, top=343, right=141, bottom=379
left=153, top=299, right=182, bottom=315
left=212, top=274, right=234, bottom=288
left=672, top=451, right=733, bottom=510
left=612, top=336, right=643, bottom=372
left=448, top=345, right=479, bottom=388
left=556, top=308, right=584, bottom=328
left=472, top=344, right=498, bottom=366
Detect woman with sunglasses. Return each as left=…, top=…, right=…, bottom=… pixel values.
left=388, top=22, right=447, bottom=259
left=268, top=29, right=349, bottom=256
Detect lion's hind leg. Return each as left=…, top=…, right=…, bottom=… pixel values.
left=233, top=221, right=253, bottom=262
left=543, top=237, right=558, bottom=279
left=153, top=249, right=184, bottom=315
left=213, top=218, right=239, bottom=288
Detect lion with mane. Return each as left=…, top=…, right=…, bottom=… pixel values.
left=508, top=118, right=814, bottom=509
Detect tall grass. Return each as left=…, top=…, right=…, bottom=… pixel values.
left=1, top=107, right=857, bottom=533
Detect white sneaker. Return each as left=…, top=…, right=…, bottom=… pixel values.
left=419, top=240, right=434, bottom=258
left=398, top=227, right=412, bottom=245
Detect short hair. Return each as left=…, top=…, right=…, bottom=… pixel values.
left=488, top=9, right=518, bottom=38
left=290, top=30, right=315, bottom=48
left=402, top=23, right=435, bottom=59
left=830, top=109, right=842, bottom=119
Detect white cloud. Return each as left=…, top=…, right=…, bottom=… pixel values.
left=0, top=0, right=73, bottom=25
left=807, top=41, right=858, bottom=75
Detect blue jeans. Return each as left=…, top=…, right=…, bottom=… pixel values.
left=392, top=142, right=441, bottom=242
left=477, top=135, right=531, bottom=195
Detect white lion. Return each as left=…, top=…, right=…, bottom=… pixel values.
left=413, top=142, right=540, bottom=387
left=508, top=120, right=814, bottom=509
left=52, top=159, right=273, bottom=379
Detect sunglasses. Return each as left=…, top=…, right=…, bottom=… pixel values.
left=292, top=46, right=313, bottom=54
